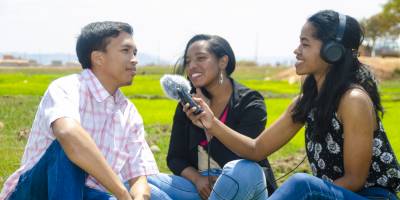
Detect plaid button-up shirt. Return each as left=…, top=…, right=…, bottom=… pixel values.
left=1, top=69, right=158, bottom=199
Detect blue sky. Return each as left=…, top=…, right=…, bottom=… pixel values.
left=0, top=0, right=387, bottom=64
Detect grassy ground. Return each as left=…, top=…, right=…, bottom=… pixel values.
left=0, top=66, right=399, bottom=197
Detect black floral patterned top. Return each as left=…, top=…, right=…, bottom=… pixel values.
left=305, top=108, right=400, bottom=192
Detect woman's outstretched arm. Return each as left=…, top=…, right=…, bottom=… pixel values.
left=184, top=97, right=304, bottom=161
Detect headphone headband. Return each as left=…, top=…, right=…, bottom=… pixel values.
left=336, top=13, right=346, bottom=42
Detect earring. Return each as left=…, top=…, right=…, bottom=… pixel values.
left=219, top=71, right=224, bottom=85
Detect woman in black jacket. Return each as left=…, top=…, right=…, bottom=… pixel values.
left=147, top=34, right=276, bottom=200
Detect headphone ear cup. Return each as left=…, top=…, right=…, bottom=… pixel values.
left=321, top=41, right=345, bottom=63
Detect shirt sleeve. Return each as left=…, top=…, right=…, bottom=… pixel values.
left=42, top=79, right=81, bottom=129
left=121, top=105, right=159, bottom=181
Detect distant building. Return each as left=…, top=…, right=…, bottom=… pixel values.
left=28, top=59, right=38, bottom=66
left=0, top=54, right=32, bottom=67
left=50, top=60, right=63, bottom=66
left=373, top=38, right=400, bottom=57
left=3, top=54, right=14, bottom=60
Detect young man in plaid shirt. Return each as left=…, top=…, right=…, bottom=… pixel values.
left=1, top=21, right=158, bottom=200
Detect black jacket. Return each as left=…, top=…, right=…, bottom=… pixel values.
left=167, top=78, right=277, bottom=193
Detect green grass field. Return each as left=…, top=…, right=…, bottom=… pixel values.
left=0, top=66, right=399, bottom=196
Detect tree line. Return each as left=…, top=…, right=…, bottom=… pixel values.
left=360, top=0, right=399, bottom=51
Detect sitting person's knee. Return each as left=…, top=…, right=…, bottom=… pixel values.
left=223, top=159, right=264, bottom=180
left=286, top=173, right=315, bottom=186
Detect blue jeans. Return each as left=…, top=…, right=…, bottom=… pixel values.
left=268, top=173, right=398, bottom=200
left=211, top=159, right=398, bottom=200
left=8, top=140, right=116, bottom=200
left=147, top=168, right=222, bottom=200
left=209, top=159, right=268, bottom=200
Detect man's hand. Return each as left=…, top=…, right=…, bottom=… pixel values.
left=116, top=190, right=133, bottom=200
left=52, top=117, right=130, bottom=199
left=133, top=196, right=150, bottom=200
left=128, top=176, right=151, bottom=200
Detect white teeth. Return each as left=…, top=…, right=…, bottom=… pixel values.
left=191, top=73, right=201, bottom=78
left=294, top=60, right=303, bottom=68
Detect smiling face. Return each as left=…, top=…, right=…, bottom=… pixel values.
left=185, top=40, right=225, bottom=88
left=92, top=31, right=138, bottom=93
left=294, top=22, right=330, bottom=79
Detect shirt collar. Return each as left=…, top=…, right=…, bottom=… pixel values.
left=81, top=69, right=127, bottom=107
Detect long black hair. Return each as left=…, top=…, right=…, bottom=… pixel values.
left=174, top=34, right=236, bottom=98
left=291, top=10, right=383, bottom=135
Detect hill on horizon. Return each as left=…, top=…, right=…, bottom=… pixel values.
left=0, top=52, right=169, bottom=66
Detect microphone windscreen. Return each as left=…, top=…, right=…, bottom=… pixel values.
left=160, top=74, right=191, bottom=100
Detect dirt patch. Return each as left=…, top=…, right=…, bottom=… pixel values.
left=360, top=57, right=400, bottom=80
left=17, top=128, right=30, bottom=141
left=270, top=149, right=310, bottom=185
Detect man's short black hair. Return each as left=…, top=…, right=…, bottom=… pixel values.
left=76, top=21, right=133, bottom=69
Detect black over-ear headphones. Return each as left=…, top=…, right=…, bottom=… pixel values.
left=320, top=13, right=346, bottom=64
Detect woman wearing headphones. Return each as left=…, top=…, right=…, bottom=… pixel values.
left=184, top=10, right=400, bottom=199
